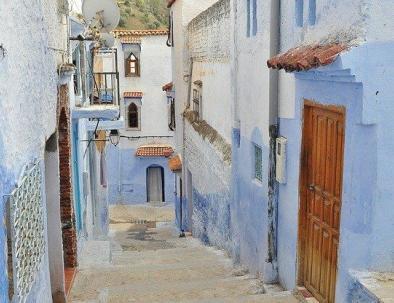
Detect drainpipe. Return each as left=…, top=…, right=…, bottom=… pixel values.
left=267, top=0, right=281, bottom=278
left=181, top=57, right=193, bottom=234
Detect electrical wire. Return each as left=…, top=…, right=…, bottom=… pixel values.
left=83, top=119, right=100, bottom=158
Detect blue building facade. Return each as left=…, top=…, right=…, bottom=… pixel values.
left=170, top=0, right=394, bottom=302
left=107, top=145, right=175, bottom=205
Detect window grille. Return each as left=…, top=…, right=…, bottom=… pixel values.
left=193, top=89, right=200, bottom=117
left=7, top=161, right=45, bottom=303
left=128, top=103, right=139, bottom=129
left=254, top=145, right=263, bottom=181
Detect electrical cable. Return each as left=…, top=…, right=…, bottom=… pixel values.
left=83, top=119, right=100, bottom=158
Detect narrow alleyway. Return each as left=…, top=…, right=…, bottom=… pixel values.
left=69, top=206, right=299, bottom=303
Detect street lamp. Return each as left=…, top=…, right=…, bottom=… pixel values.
left=109, top=129, right=120, bottom=146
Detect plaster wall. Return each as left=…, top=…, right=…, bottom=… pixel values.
left=184, top=121, right=232, bottom=251
left=106, top=144, right=174, bottom=205
left=44, top=139, right=65, bottom=299
left=277, top=3, right=394, bottom=301
left=116, top=35, right=173, bottom=138
left=171, top=0, right=219, bottom=152
left=178, top=0, right=233, bottom=253
left=0, top=0, right=67, bottom=301
left=107, top=35, right=175, bottom=207
left=277, top=45, right=394, bottom=302
left=230, top=0, right=278, bottom=281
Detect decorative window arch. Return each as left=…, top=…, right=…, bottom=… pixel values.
left=125, top=52, right=140, bottom=77
left=128, top=102, right=140, bottom=129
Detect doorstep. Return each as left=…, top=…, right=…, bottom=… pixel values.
left=65, top=267, right=76, bottom=299
left=296, top=287, right=319, bottom=303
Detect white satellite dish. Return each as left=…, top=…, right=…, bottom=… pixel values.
left=101, top=33, right=115, bottom=48
left=82, top=0, right=120, bottom=33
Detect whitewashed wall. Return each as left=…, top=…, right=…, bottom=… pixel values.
left=0, top=0, right=68, bottom=301
left=116, top=35, right=173, bottom=141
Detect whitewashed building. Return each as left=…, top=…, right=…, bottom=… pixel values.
left=169, top=0, right=394, bottom=303
left=105, top=30, right=174, bottom=206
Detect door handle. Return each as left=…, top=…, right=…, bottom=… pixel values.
left=308, top=184, right=315, bottom=191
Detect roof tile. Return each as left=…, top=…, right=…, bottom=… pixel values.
left=267, top=43, right=348, bottom=72
left=124, top=91, right=143, bottom=98
left=162, top=82, right=173, bottom=91
left=136, top=144, right=174, bottom=158
left=114, top=29, right=169, bottom=37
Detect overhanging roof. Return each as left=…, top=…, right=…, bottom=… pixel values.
left=267, top=43, right=348, bottom=72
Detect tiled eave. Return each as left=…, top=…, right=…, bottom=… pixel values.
left=267, top=43, right=349, bottom=72
left=136, top=145, right=174, bottom=158
left=113, top=29, right=169, bottom=37
left=162, top=82, right=173, bottom=92
left=124, top=91, right=143, bottom=98
left=72, top=105, right=120, bottom=120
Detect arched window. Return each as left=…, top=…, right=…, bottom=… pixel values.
left=128, top=103, right=139, bottom=129
left=125, top=52, right=140, bottom=77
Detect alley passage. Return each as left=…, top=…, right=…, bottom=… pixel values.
left=70, top=206, right=299, bottom=303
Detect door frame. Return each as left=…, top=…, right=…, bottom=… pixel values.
left=296, top=99, right=346, bottom=301
left=146, top=165, right=165, bottom=203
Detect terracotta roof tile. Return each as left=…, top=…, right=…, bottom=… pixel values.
left=162, top=82, right=173, bottom=91
left=114, top=29, right=169, bottom=37
left=124, top=91, right=143, bottom=98
left=168, top=154, right=182, bottom=172
left=119, top=36, right=142, bottom=44
left=267, top=43, right=348, bottom=72
left=136, top=144, right=174, bottom=158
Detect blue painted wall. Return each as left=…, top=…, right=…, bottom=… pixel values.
left=277, top=43, right=394, bottom=302
left=0, top=163, right=15, bottom=303
left=231, top=127, right=275, bottom=280
left=106, top=145, right=175, bottom=205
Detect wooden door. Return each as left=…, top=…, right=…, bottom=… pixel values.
left=299, top=100, right=345, bottom=303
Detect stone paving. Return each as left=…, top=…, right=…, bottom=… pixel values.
left=69, top=205, right=299, bottom=303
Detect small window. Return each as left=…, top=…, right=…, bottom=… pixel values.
left=254, top=144, right=263, bottom=182
left=192, top=80, right=202, bottom=119
left=125, top=52, right=140, bottom=77
left=192, top=89, right=201, bottom=119
left=128, top=103, right=139, bottom=129
left=169, top=98, right=176, bottom=131
left=72, top=47, right=82, bottom=96
left=295, top=0, right=304, bottom=27
left=247, top=0, right=258, bottom=37
left=308, top=0, right=316, bottom=25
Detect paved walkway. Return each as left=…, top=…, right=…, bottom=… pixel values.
left=69, top=206, right=299, bottom=303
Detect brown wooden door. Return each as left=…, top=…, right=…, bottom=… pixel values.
left=299, top=100, right=345, bottom=303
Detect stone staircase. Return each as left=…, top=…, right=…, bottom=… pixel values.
left=69, top=222, right=298, bottom=303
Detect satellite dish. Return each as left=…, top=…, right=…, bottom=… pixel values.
left=101, top=33, right=115, bottom=48
left=82, top=0, right=120, bottom=33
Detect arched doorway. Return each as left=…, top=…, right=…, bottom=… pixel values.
left=146, top=166, right=165, bottom=203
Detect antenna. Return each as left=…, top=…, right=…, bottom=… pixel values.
left=82, top=0, right=120, bottom=33
left=100, top=33, right=116, bottom=48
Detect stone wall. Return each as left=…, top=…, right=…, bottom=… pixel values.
left=187, top=0, right=231, bottom=62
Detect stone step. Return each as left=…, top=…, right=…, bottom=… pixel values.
left=71, top=264, right=255, bottom=301
left=111, top=246, right=231, bottom=266
left=94, top=276, right=266, bottom=303
left=112, top=250, right=232, bottom=268
left=160, top=292, right=299, bottom=303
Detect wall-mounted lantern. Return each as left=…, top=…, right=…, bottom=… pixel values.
left=109, top=129, right=120, bottom=146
